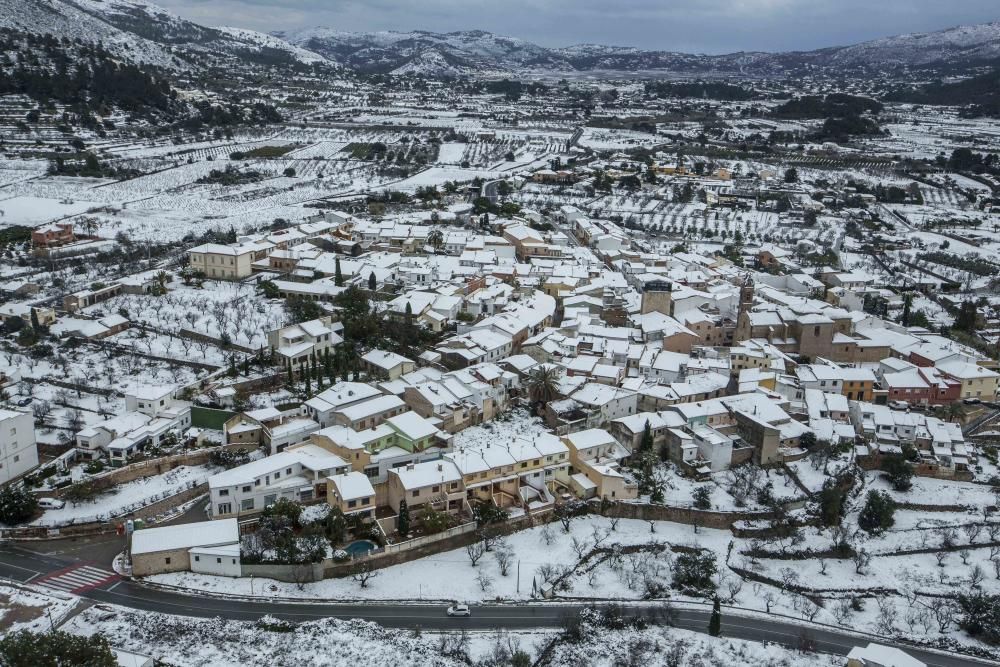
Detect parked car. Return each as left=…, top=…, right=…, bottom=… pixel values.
left=963, top=397, right=982, bottom=405
left=446, top=604, right=471, bottom=617
left=888, top=400, right=909, bottom=410
left=15, top=397, right=32, bottom=407
left=38, top=498, right=65, bottom=510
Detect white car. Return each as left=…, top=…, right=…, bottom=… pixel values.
left=446, top=604, right=471, bottom=617
left=888, top=400, right=909, bottom=410
left=38, top=498, right=66, bottom=510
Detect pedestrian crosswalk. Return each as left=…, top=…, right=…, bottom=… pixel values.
left=36, top=564, right=119, bottom=594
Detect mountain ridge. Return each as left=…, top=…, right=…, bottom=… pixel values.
left=276, top=21, right=1000, bottom=76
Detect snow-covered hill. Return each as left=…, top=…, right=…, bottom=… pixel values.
left=0, top=0, right=332, bottom=71
left=277, top=21, right=1000, bottom=76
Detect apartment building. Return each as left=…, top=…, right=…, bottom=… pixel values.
left=0, top=409, right=37, bottom=485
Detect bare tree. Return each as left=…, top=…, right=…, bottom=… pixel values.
left=495, top=546, right=513, bottom=577
left=876, top=598, right=898, bottom=636
left=609, top=517, right=620, bottom=532
left=970, top=564, right=986, bottom=588
left=780, top=567, right=799, bottom=592
left=833, top=598, right=852, bottom=626
left=935, top=551, right=948, bottom=568
left=476, top=570, right=492, bottom=592
left=963, top=523, right=982, bottom=544
left=929, top=597, right=956, bottom=633
left=466, top=540, right=487, bottom=567
left=959, top=549, right=971, bottom=565
left=591, top=524, right=610, bottom=548
left=819, top=559, right=828, bottom=576
left=571, top=536, right=590, bottom=560
left=852, top=549, right=871, bottom=575
left=763, top=590, right=778, bottom=613
left=352, top=562, right=380, bottom=588
left=726, top=578, right=743, bottom=604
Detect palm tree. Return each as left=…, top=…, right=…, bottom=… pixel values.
left=527, top=365, right=562, bottom=406
left=946, top=402, right=967, bottom=423
left=427, top=228, right=444, bottom=251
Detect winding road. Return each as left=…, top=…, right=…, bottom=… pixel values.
left=0, top=534, right=992, bottom=667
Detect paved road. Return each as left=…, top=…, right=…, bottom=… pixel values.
left=0, top=541, right=988, bottom=667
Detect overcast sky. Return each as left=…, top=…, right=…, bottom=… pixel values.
left=154, top=0, right=998, bottom=53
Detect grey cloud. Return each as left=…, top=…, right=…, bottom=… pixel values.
left=157, top=0, right=999, bottom=53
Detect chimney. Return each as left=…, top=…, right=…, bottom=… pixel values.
left=407, top=463, right=415, bottom=471
left=437, top=463, right=443, bottom=472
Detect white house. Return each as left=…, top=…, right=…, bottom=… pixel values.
left=208, top=445, right=349, bottom=519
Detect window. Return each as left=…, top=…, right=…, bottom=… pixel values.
left=348, top=499, right=357, bottom=508
left=217, top=557, right=222, bottom=564
left=286, top=468, right=292, bottom=475
left=412, top=490, right=419, bottom=497
left=195, top=556, right=200, bottom=562
left=165, top=557, right=171, bottom=565
left=218, top=503, right=232, bottom=515
left=241, top=498, right=254, bottom=511
left=242, top=485, right=251, bottom=493
left=274, top=472, right=281, bottom=480
left=219, top=489, right=229, bottom=497
left=254, top=479, right=261, bottom=487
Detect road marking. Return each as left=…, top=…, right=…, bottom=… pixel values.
left=36, top=564, right=119, bottom=594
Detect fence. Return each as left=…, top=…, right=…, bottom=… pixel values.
left=2, top=484, right=207, bottom=539
left=381, top=521, right=477, bottom=555
left=29, top=480, right=205, bottom=528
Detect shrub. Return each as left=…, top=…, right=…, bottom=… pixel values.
left=0, top=486, right=38, bottom=524
left=672, top=551, right=717, bottom=594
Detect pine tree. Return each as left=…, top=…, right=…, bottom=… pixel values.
left=709, top=596, right=721, bottom=636
left=286, top=361, right=293, bottom=387
left=334, top=257, right=343, bottom=286
left=368, top=271, right=376, bottom=291
left=901, top=293, right=912, bottom=327
left=397, top=498, right=410, bottom=536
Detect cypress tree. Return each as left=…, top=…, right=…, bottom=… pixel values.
left=709, top=596, right=721, bottom=636
left=368, top=271, right=376, bottom=291
left=334, top=257, right=343, bottom=286
left=397, top=498, right=410, bottom=536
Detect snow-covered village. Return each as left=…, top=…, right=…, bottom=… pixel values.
left=1, top=1, right=1000, bottom=665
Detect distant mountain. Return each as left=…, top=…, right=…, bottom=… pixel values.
left=277, top=21, right=1000, bottom=76
left=0, top=0, right=333, bottom=71
left=2, top=1, right=998, bottom=80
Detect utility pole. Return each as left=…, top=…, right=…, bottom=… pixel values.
left=250, top=574, right=254, bottom=596
left=516, top=560, right=520, bottom=594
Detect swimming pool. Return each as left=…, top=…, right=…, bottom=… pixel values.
left=344, top=539, right=377, bottom=556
